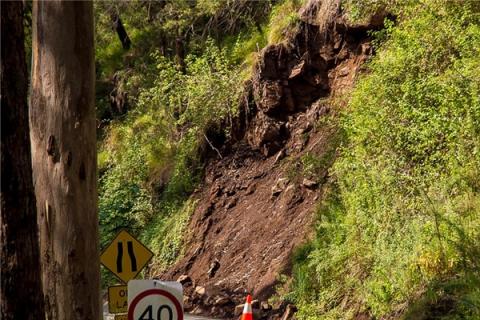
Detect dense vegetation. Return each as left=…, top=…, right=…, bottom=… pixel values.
left=95, top=0, right=306, bottom=284
left=290, top=1, right=480, bottom=319
left=95, top=0, right=480, bottom=318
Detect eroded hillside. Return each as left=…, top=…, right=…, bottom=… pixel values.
left=97, top=1, right=480, bottom=319
left=157, top=1, right=385, bottom=318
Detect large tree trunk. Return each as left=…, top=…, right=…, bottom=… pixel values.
left=0, top=2, right=45, bottom=319
left=30, top=1, right=100, bottom=319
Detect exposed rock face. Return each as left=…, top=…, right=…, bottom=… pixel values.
left=236, top=0, right=385, bottom=158
left=246, top=113, right=286, bottom=156
left=245, top=39, right=331, bottom=156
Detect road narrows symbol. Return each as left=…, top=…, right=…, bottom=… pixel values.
left=116, top=241, right=139, bottom=273
left=117, top=242, right=123, bottom=273
left=127, top=241, right=137, bottom=271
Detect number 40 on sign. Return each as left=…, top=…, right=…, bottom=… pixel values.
left=128, top=280, right=184, bottom=320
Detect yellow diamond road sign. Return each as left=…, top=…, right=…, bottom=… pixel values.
left=100, top=230, right=154, bottom=283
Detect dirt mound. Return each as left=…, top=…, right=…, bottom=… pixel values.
left=163, top=108, right=333, bottom=319
left=157, top=1, right=384, bottom=318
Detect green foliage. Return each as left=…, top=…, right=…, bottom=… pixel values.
left=94, top=0, right=274, bottom=116
left=266, top=0, right=304, bottom=44
left=291, top=1, right=480, bottom=318
left=223, top=28, right=268, bottom=80
left=99, top=139, right=153, bottom=247
left=342, top=0, right=397, bottom=23
left=142, top=199, right=198, bottom=272
left=98, top=39, right=242, bottom=288
left=133, top=41, right=242, bottom=194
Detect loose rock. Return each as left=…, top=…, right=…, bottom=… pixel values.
left=213, top=296, right=231, bottom=306
left=245, top=183, right=256, bottom=195
left=191, top=306, right=205, bottom=315
left=195, top=286, right=206, bottom=296
left=207, top=260, right=220, bottom=278
left=176, top=274, right=192, bottom=285
left=225, top=198, right=237, bottom=210
left=302, top=178, right=318, bottom=189
left=261, top=301, right=272, bottom=311
left=281, top=304, right=298, bottom=320
left=272, top=177, right=289, bottom=196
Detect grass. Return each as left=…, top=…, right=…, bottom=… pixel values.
left=288, top=0, right=480, bottom=318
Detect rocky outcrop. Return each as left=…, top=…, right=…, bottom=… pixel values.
left=236, top=0, right=382, bottom=158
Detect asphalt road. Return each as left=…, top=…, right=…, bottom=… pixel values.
left=184, top=315, right=220, bottom=320
left=104, top=313, right=218, bottom=320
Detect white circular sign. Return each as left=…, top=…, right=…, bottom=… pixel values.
left=128, top=288, right=183, bottom=320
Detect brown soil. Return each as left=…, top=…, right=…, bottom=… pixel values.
left=161, top=111, right=337, bottom=318
left=155, top=1, right=384, bottom=318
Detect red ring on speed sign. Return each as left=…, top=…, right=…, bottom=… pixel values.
left=128, top=289, right=184, bottom=320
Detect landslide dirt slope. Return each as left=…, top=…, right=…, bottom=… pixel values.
left=159, top=1, right=384, bottom=317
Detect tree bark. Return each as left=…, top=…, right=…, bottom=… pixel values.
left=112, top=14, right=131, bottom=50
left=175, top=36, right=186, bottom=74
left=0, top=2, right=45, bottom=319
left=30, top=1, right=100, bottom=319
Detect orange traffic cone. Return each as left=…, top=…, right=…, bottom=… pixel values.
left=241, top=294, right=253, bottom=320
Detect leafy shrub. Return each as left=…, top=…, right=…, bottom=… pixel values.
left=99, top=138, right=153, bottom=248
left=291, top=1, right=480, bottom=318
left=142, top=199, right=198, bottom=272
left=342, top=0, right=399, bottom=23
left=98, top=40, right=242, bottom=287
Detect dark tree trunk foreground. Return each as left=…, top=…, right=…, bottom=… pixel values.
left=1, top=2, right=45, bottom=319
left=30, top=1, right=100, bottom=319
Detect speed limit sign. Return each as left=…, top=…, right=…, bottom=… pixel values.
left=128, top=280, right=184, bottom=320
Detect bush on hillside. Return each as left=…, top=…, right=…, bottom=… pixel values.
left=291, top=1, right=480, bottom=318
left=98, top=41, right=241, bottom=286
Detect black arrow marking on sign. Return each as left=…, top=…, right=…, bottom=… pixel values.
left=127, top=241, right=137, bottom=271
left=116, top=242, right=123, bottom=273
left=115, top=240, right=138, bottom=274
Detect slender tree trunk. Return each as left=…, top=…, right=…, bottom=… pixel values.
left=30, top=1, right=99, bottom=319
left=112, top=14, right=131, bottom=50
left=175, top=36, right=186, bottom=74
left=0, top=2, right=45, bottom=319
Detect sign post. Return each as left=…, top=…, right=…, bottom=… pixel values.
left=128, top=280, right=184, bottom=320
